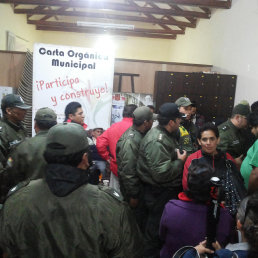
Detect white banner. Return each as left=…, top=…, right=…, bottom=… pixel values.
left=33, top=43, right=115, bottom=131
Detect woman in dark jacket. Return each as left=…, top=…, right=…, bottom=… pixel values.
left=182, top=123, right=246, bottom=215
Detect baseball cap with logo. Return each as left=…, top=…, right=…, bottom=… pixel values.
left=1, top=94, right=31, bottom=110
left=175, top=97, right=192, bottom=107
left=133, top=106, right=155, bottom=121
left=35, top=107, right=57, bottom=122
left=45, top=123, right=89, bottom=156
left=159, top=103, right=183, bottom=119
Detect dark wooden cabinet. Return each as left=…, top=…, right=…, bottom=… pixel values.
left=154, top=72, right=237, bottom=123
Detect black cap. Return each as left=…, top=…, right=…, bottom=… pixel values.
left=159, top=103, right=182, bottom=119
left=1, top=94, right=31, bottom=110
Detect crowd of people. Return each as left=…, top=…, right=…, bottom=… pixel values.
left=0, top=93, right=258, bottom=258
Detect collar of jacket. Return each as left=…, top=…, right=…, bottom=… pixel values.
left=228, top=119, right=241, bottom=132
left=35, top=130, right=49, bottom=137
left=157, top=124, right=176, bottom=137
left=45, top=164, right=89, bottom=197
left=201, top=149, right=226, bottom=160
left=3, top=116, right=25, bottom=132
left=132, top=124, right=145, bottom=135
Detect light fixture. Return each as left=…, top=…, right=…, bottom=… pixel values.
left=77, top=21, right=134, bottom=30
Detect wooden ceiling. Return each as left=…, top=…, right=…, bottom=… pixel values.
left=2, top=0, right=232, bottom=39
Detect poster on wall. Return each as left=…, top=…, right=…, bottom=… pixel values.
left=0, top=86, right=13, bottom=117
left=111, top=92, right=153, bottom=124
left=33, top=43, right=115, bottom=132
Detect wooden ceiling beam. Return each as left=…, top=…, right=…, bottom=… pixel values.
left=1, top=0, right=231, bottom=9
left=35, top=24, right=177, bottom=39
left=27, top=20, right=184, bottom=35
left=10, top=0, right=210, bottom=18
left=138, top=0, right=232, bottom=9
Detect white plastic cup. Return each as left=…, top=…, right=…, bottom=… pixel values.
left=103, top=180, right=109, bottom=186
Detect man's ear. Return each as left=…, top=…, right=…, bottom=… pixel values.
left=197, top=138, right=201, bottom=146
left=77, top=153, right=89, bottom=170
left=68, top=113, right=74, bottom=120
left=6, top=107, right=12, bottom=115
left=217, top=137, right=220, bottom=145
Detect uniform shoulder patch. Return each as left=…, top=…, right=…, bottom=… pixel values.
left=6, top=179, right=30, bottom=200
left=157, top=133, right=163, bottom=142
left=98, top=185, right=124, bottom=202
left=128, top=132, right=135, bottom=138
left=221, top=125, right=229, bottom=131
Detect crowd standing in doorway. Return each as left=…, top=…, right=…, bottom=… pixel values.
left=0, top=93, right=258, bottom=258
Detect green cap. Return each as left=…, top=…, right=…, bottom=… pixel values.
left=35, top=107, right=57, bottom=122
left=1, top=94, right=31, bottom=110
left=133, top=106, right=154, bottom=121
left=232, top=104, right=250, bottom=117
left=46, top=123, right=89, bottom=156
left=175, top=97, right=192, bottom=107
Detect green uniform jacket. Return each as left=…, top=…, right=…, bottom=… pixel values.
left=6, top=130, right=48, bottom=187
left=0, top=180, right=143, bottom=258
left=137, top=125, right=184, bottom=189
left=0, top=117, right=27, bottom=167
left=218, top=119, right=247, bottom=158
left=116, top=126, right=144, bottom=199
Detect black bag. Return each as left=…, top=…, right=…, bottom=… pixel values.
left=221, top=158, right=247, bottom=215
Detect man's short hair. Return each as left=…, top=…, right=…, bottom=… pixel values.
left=122, top=104, right=137, bottom=118
left=197, top=122, right=219, bottom=139
left=64, top=102, right=82, bottom=121
left=35, top=120, right=57, bottom=130
left=35, top=107, right=57, bottom=130
left=186, top=163, right=215, bottom=202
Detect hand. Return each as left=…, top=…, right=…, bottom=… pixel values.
left=129, top=198, right=139, bottom=208
left=212, top=241, right=222, bottom=251
left=176, top=149, right=187, bottom=162
left=235, top=154, right=243, bottom=167
left=195, top=240, right=214, bottom=255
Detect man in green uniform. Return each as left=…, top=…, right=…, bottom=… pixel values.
left=0, top=123, right=143, bottom=257
left=175, top=97, right=197, bottom=155
left=116, top=106, right=154, bottom=230
left=2, top=107, right=57, bottom=198
left=218, top=104, right=250, bottom=166
left=137, top=103, right=187, bottom=258
left=0, top=94, right=31, bottom=167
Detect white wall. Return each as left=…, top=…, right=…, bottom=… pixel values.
left=169, top=0, right=258, bottom=105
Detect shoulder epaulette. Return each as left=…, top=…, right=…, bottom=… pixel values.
left=6, top=179, right=30, bottom=199
left=98, top=185, right=124, bottom=202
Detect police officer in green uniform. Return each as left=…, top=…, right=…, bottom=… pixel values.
left=175, top=97, right=198, bottom=155
left=0, top=123, right=143, bottom=257
left=3, top=107, right=57, bottom=197
left=0, top=94, right=31, bottom=167
left=137, top=103, right=187, bottom=258
left=218, top=104, right=250, bottom=167
left=116, top=106, right=154, bottom=230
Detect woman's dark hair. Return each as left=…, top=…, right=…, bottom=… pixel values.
left=186, top=163, right=215, bottom=203
left=44, top=148, right=90, bottom=167
left=242, top=192, right=258, bottom=257
left=197, top=122, right=219, bottom=139
left=122, top=104, right=137, bottom=118
left=251, top=101, right=258, bottom=113
left=64, top=102, right=82, bottom=121
left=248, top=112, right=258, bottom=127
